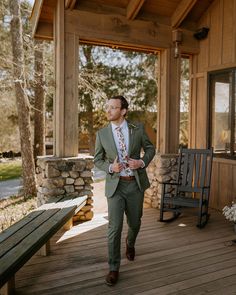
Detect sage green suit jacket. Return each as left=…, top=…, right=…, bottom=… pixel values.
left=94, top=122, right=155, bottom=198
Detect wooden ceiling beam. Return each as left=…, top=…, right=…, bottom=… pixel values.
left=31, top=0, right=44, bottom=37
left=126, top=0, right=145, bottom=20
left=171, top=0, right=197, bottom=29
left=34, top=21, right=53, bottom=40
left=64, top=10, right=199, bottom=54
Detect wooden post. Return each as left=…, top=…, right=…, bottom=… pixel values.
left=54, top=0, right=79, bottom=157
left=157, top=48, right=181, bottom=153
left=0, top=276, right=15, bottom=295
left=64, top=32, right=79, bottom=156
left=38, top=241, right=50, bottom=256
left=64, top=217, right=73, bottom=230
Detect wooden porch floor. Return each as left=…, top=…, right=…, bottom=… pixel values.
left=15, top=208, right=236, bottom=295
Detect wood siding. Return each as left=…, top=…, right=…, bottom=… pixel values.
left=196, top=0, right=236, bottom=72
left=210, top=158, right=236, bottom=210
left=191, top=0, right=236, bottom=209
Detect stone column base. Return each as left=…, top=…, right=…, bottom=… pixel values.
left=144, top=153, right=178, bottom=209
left=36, top=155, right=94, bottom=222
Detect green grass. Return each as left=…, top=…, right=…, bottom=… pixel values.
left=0, top=160, right=22, bottom=181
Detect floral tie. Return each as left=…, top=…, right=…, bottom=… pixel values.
left=116, top=127, right=132, bottom=176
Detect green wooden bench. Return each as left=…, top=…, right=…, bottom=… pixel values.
left=0, top=195, right=87, bottom=295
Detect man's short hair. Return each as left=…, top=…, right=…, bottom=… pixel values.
left=110, top=95, right=129, bottom=110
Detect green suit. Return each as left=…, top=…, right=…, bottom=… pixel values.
left=94, top=121, right=155, bottom=271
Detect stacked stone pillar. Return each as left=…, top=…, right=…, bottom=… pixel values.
left=36, top=154, right=179, bottom=216
left=144, top=153, right=178, bottom=209
left=36, top=156, right=94, bottom=222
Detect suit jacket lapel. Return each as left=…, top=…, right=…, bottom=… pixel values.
left=107, top=124, right=118, bottom=156
left=128, top=122, right=135, bottom=156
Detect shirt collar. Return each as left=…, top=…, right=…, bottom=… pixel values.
left=111, top=119, right=128, bottom=131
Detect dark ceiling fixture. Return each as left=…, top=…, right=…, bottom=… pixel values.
left=194, top=27, right=210, bottom=40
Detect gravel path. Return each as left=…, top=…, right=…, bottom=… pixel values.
left=0, top=178, right=22, bottom=199
left=0, top=195, right=37, bottom=232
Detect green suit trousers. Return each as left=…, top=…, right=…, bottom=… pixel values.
left=107, top=178, right=144, bottom=271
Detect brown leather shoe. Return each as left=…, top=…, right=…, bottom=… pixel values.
left=105, top=271, right=119, bottom=286
left=126, top=237, right=135, bottom=261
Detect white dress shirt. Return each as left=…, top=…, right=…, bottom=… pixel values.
left=110, top=120, right=133, bottom=176
left=109, top=120, right=145, bottom=176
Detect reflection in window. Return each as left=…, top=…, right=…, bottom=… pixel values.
left=209, top=70, right=235, bottom=157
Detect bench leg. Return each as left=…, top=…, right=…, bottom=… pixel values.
left=38, top=240, right=50, bottom=256
left=64, top=217, right=73, bottom=231
left=0, top=276, right=15, bottom=295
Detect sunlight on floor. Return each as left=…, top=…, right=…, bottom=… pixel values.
left=178, top=223, right=187, bottom=227
left=56, top=212, right=108, bottom=243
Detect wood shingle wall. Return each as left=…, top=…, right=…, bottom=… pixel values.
left=191, top=0, right=236, bottom=209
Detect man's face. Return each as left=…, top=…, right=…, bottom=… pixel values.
left=105, top=99, right=126, bottom=122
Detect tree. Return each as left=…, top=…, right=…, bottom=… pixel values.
left=0, top=1, right=20, bottom=152
left=78, top=45, right=158, bottom=154
left=33, top=39, right=45, bottom=161
left=9, top=0, right=36, bottom=196
left=1, top=0, right=54, bottom=159
left=80, top=46, right=96, bottom=155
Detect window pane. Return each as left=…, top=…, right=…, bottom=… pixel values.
left=211, top=74, right=231, bottom=153
left=179, top=57, right=190, bottom=147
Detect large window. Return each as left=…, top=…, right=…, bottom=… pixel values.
left=209, top=69, right=236, bottom=157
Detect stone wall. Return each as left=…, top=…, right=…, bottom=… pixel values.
left=36, top=153, right=179, bottom=220
left=144, top=153, right=179, bottom=209
left=36, top=156, right=94, bottom=222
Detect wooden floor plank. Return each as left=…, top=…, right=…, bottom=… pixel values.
left=173, top=274, right=236, bottom=294
left=16, top=247, right=236, bottom=288
left=15, top=208, right=236, bottom=295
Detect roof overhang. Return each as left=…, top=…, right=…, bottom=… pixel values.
left=31, top=0, right=213, bottom=52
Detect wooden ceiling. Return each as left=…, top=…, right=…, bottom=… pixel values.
left=32, top=0, right=214, bottom=49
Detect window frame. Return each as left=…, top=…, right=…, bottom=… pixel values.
left=208, top=68, right=236, bottom=159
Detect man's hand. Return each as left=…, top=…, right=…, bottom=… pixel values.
left=112, top=156, right=123, bottom=173
left=128, top=158, right=143, bottom=170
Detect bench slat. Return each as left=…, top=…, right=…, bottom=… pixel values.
left=0, top=208, right=59, bottom=258
left=0, top=196, right=71, bottom=257
left=0, top=211, right=43, bottom=244
left=0, top=195, right=66, bottom=244
left=0, top=206, right=75, bottom=286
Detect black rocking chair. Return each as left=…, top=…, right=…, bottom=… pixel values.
left=159, top=147, right=213, bottom=228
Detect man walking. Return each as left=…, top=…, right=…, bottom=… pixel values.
left=94, top=95, right=155, bottom=286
